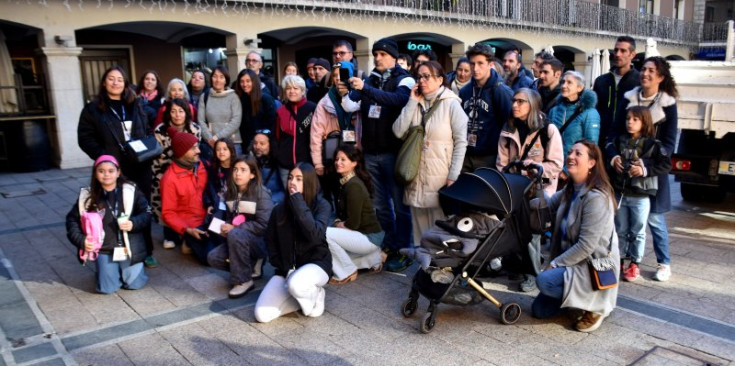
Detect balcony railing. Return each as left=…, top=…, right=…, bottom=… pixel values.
left=287, top=0, right=701, bottom=44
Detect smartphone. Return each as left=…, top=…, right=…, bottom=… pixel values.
left=414, top=85, right=423, bottom=96
left=339, top=68, right=351, bottom=83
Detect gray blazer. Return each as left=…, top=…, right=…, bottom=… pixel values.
left=548, top=185, right=619, bottom=316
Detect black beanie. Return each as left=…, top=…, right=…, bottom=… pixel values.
left=313, top=58, right=332, bottom=71
left=372, top=38, right=399, bottom=59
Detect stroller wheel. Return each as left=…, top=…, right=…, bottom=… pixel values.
left=401, top=298, right=418, bottom=318
left=500, top=302, right=522, bottom=325
left=420, top=312, right=436, bottom=334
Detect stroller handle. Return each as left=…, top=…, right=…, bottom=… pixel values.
left=502, top=160, right=544, bottom=178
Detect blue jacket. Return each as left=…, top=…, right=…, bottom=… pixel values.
left=509, top=74, right=534, bottom=92
left=548, top=89, right=600, bottom=163
left=458, top=69, right=514, bottom=157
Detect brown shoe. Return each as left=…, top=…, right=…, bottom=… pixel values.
left=328, top=271, right=358, bottom=285
left=575, top=311, right=605, bottom=332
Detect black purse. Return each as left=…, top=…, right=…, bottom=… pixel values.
left=125, top=135, right=163, bottom=163
left=322, top=130, right=342, bottom=166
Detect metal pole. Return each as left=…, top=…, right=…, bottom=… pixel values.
left=726, top=20, right=734, bottom=62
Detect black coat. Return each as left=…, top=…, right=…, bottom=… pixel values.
left=66, top=184, right=151, bottom=265
left=239, top=92, right=277, bottom=149
left=274, top=100, right=316, bottom=170
left=266, top=192, right=332, bottom=277
left=593, top=68, right=640, bottom=146
left=606, top=135, right=672, bottom=196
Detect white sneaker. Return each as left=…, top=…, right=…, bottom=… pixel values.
left=490, top=257, right=503, bottom=271
left=181, top=242, right=192, bottom=255
left=308, top=287, right=326, bottom=318
left=228, top=280, right=254, bottom=299
left=252, top=258, right=264, bottom=279
left=162, top=240, right=175, bottom=249
left=653, top=264, right=671, bottom=282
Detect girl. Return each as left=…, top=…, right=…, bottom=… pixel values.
left=205, top=138, right=236, bottom=209
left=608, top=106, right=671, bottom=282
left=207, top=156, right=274, bottom=298
left=326, top=145, right=385, bottom=284
left=66, top=155, right=151, bottom=294
left=152, top=98, right=202, bottom=249
left=254, top=163, right=332, bottom=323
left=250, top=130, right=285, bottom=206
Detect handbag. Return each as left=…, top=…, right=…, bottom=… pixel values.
left=125, top=135, right=163, bottom=163
left=587, top=231, right=618, bottom=291
left=395, top=93, right=445, bottom=185
left=322, top=130, right=342, bottom=166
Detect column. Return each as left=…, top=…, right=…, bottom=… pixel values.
left=225, top=33, right=261, bottom=80
left=449, top=42, right=467, bottom=70
left=354, top=38, right=372, bottom=75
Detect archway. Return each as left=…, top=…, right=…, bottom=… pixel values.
left=390, top=32, right=463, bottom=71
left=550, top=45, right=585, bottom=71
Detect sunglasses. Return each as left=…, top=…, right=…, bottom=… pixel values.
left=255, top=129, right=272, bottom=136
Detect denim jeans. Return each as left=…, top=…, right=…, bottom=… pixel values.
left=536, top=266, right=566, bottom=299
left=96, top=254, right=148, bottom=294
left=364, top=153, right=412, bottom=251
left=648, top=211, right=670, bottom=265
left=615, top=195, right=650, bottom=263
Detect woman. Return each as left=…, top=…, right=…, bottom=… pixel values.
left=533, top=140, right=619, bottom=332
left=207, top=156, right=274, bottom=298
left=497, top=88, right=564, bottom=196
left=611, top=56, right=678, bottom=282
left=448, top=57, right=471, bottom=95
left=392, top=61, right=468, bottom=246
left=152, top=98, right=202, bottom=249
left=187, top=69, right=209, bottom=110
left=326, top=145, right=385, bottom=284
left=136, top=70, right=165, bottom=124
left=274, top=75, right=316, bottom=188
left=66, top=155, right=150, bottom=294
left=205, top=138, right=236, bottom=209
left=548, top=71, right=600, bottom=164
left=234, top=69, right=277, bottom=149
left=250, top=130, right=285, bottom=206
left=154, top=78, right=197, bottom=127
left=283, top=62, right=299, bottom=77
left=199, top=66, right=243, bottom=154
left=254, top=163, right=332, bottom=323
left=77, top=65, right=158, bottom=268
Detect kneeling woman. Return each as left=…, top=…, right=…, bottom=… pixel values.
left=327, top=145, right=385, bottom=284
left=207, top=156, right=274, bottom=298
left=255, top=163, right=332, bottom=322
left=66, top=155, right=151, bottom=294
left=534, top=140, right=619, bottom=332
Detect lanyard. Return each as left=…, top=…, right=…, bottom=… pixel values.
left=469, top=85, right=481, bottom=131
left=110, top=104, right=126, bottom=122
left=637, top=90, right=660, bottom=109
left=105, top=189, right=124, bottom=244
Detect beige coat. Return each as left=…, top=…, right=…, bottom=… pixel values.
left=392, top=87, right=468, bottom=208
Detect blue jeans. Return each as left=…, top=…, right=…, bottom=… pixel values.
left=96, top=254, right=148, bottom=294
left=648, top=212, right=670, bottom=265
left=364, top=153, right=412, bottom=251
left=536, top=267, right=566, bottom=300
left=184, top=226, right=217, bottom=265
left=615, top=195, right=650, bottom=263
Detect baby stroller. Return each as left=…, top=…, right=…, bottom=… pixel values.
left=400, top=164, right=543, bottom=333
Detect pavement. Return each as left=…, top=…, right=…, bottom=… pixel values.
left=0, top=167, right=734, bottom=366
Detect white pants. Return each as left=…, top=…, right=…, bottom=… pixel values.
left=411, top=206, right=445, bottom=247
left=254, top=263, right=328, bottom=323
left=326, top=227, right=382, bottom=281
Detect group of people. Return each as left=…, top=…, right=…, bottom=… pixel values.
left=68, top=34, right=678, bottom=331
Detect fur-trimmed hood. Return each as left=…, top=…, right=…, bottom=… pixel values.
left=554, top=88, right=598, bottom=110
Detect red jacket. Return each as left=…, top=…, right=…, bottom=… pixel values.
left=161, top=161, right=208, bottom=235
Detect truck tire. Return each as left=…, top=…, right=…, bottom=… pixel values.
left=681, top=183, right=726, bottom=203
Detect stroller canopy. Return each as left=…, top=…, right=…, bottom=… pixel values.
left=439, top=168, right=531, bottom=218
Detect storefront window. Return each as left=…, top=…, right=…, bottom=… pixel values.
left=183, top=47, right=226, bottom=81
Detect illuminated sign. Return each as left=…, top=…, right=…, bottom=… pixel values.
left=407, top=41, right=432, bottom=51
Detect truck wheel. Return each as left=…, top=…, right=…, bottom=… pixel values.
left=681, top=183, right=727, bottom=203
left=680, top=183, right=699, bottom=202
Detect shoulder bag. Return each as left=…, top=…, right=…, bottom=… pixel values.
left=587, top=231, right=618, bottom=291
left=395, top=94, right=444, bottom=185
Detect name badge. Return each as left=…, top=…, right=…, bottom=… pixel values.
left=368, top=105, right=381, bottom=119
left=467, top=133, right=477, bottom=147
left=342, top=130, right=356, bottom=143
left=122, top=121, right=132, bottom=141
left=528, top=146, right=542, bottom=157
left=112, top=246, right=128, bottom=262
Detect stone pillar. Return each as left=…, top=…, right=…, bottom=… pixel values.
left=225, top=33, right=261, bottom=80
left=38, top=46, right=90, bottom=169
left=354, top=38, right=372, bottom=75
left=571, top=51, right=591, bottom=88
left=449, top=42, right=467, bottom=71
left=692, top=0, right=706, bottom=25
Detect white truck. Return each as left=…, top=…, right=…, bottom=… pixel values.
left=669, top=60, right=735, bottom=202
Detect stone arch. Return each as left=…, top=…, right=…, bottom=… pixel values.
left=388, top=32, right=464, bottom=71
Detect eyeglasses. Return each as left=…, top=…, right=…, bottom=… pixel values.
left=417, top=73, right=436, bottom=81
left=332, top=51, right=349, bottom=57
left=255, top=129, right=272, bottom=136
left=246, top=58, right=260, bottom=63
left=512, top=98, right=529, bottom=104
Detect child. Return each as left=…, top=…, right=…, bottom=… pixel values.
left=207, top=156, right=273, bottom=298
left=205, top=138, right=236, bottom=210
left=66, top=155, right=151, bottom=294
left=607, top=106, right=671, bottom=282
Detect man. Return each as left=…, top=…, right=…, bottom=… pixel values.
left=161, top=129, right=211, bottom=265
left=531, top=51, right=554, bottom=79
left=340, top=37, right=415, bottom=272
left=412, top=49, right=437, bottom=70
left=332, top=40, right=364, bottom=78
left=594, top=35, right=639, bottom=148
left=305, top=57, right=318, bottom=90
left=536, top=58, right=563, bottom=113
left=245, top=51, right=279, bottom=98
left=459, top=42, right=513, bottom=172
left=503, top=50, right=533, bottom=92
left=397, top=53, right=412, bottom=72
left=306, top=58, right=331, bottom=103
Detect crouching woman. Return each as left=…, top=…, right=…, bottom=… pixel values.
left=533, top=140, right=619, bottom=332
left=254, top=163, right=332, bottom=322
left=66, top=155, right=151, bottom=294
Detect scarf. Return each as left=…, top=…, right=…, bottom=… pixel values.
left=277, top=97, right=308, bottom=137
left=328, top=87, right=353, bottom=131
left=174, top=158, right=196, bottom=172
left=140, top=90, right=158, bottom=101
left=339, top=171, right=356, bottom=186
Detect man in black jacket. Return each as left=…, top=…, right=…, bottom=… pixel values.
left=341, top=37, right=416, bottom=272
left=593, top=35, right=640, bottom=148
left=245, top=51, right=279, bottom=98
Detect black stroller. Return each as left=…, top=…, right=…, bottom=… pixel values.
left=400, top=165, right=543, bottom=333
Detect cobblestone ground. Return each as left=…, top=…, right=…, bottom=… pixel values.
left=1, top=169, right=734, bottom=366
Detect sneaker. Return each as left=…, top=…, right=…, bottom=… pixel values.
left=181, top=242, right=192, bottom=255
left=162, top=240, right=176, bottom=249
left=653, top=264, right=671, bottom=282
left=308, top=287, right=326, bottom=318
left=252, top=258, right=264, bottom=280
left=575, top=311, right=605, bottom=332
left=490, top=257, right=503, bottom=271
left=623, top=263, right=640, bottom=282
left=144, top=256, right=160, bottom=268
left=519, top=274, right=537, bottom=292
left=228, top=280, right=253, bottom=299
left=385, top=254, right=412, bottom=273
